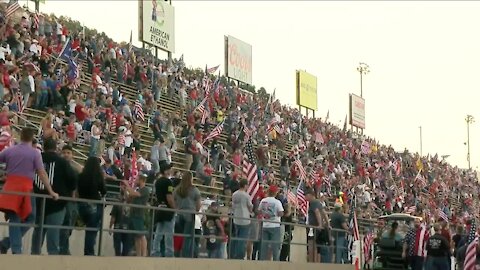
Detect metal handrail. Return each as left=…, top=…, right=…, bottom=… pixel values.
left=0, top=189, right=363, bottom=261
left=12, top=112, right=42, bottom=137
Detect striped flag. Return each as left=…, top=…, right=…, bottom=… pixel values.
left=286, top=189, right=297, bottom=206
left=206, top=65, right=220, bottom=74
left=273, top=124, right=284, bottom=134
left=309, top=171, right=319, bottom=186
left=361, top=140, right=371, bottom=154
left=363, top=231, right=375, bottom=263
left=195, top=97, right=208, bottom=124
left=266, top=117, right=280, bottom=133
left=243, top=137, right=259, bottom=199
left=293, top=159, right=307, bottom=181
left=296, top=180, right=308, bottom=216
left=32, top=12, right=40, bottom=29
left=347, top=197, right=360, bottom=263
left=134, top=100, right=145, bottom=122
left=464, top=220, right=477, bottom=270
left=123, top=61, right=128, bottom=82
left=438, top=209, right=448, bottom=222
left=203, top=120, right=224, bottom=143
left=393, top=160, right=402, bottom=176
left=128, top=149, right=138, bottom=188
left=6, top=1, right=20, bottom=18
left=67, top=57, right=81, bottom=89
left=404, top=205, right=417, bottom=214
left=110, top=113, right=118, bottom=132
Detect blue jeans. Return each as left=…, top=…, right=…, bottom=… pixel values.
left=78, top=202, right=103, bottom=256
left=113, top=232, right=132, bottom=256
left=232, top=224, right=250, bottom=259
left=31, top=206, right=66, bottom=255
left=208, top=245, right=223, bottom=259
left=260, top=227, right=281, bottom=261
left=181, top=218, right=195, bottom=258
left=426, top=256, right=449, bottom=270
left=0, top=195, right=36, bottom=254
left=36, top=91, right=48, bottom=110
left=319, top=244, right=332, bottom=263
left=59, top=202, right=78, bottom=255
left=335, top=235, right=348, bottom=264
left=151, top=220, right=175, bottom=257
left=89, top=138, right=99, bottom=157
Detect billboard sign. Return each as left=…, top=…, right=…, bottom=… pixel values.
left=296, top=70, right=318, bottom=111
left=225, top=35, right=252, bottom=85
left=139, top=0, right=175, bottom=53
left=349, top=94, right=365, bottom=129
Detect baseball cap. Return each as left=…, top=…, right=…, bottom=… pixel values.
left=268, top=185, right=279, bottom=194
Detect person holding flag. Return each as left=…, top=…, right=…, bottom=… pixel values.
left=402, top=218, right=430, bottom=270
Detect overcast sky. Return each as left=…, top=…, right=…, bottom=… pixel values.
left=25, top=0, right=480, bottom=170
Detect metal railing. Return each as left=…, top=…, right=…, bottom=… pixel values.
left=0, top=189, right=363, bottom=264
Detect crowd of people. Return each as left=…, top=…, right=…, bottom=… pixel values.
left=0, top=3, right=478, bottom=268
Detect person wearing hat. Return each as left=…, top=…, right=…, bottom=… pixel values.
left=122, top=174, right=150, bottom=257
left=330, top=202, right=349, bottom=264
left=258, top=185, right=284, bottom=261
left=151, top=163, right=176, bottom=257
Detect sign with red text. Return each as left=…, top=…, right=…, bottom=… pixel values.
left=225, top=35, right=252, bottom=85
left=349, top=94, right=366, bottom=129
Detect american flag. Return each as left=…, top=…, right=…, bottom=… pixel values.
left=16, top=92, right=24, bottom=114
left=464, top=220, right=478, bottom=270
left=347, top=197, right=360, bottom=263
left=286, top=189, right=297, bottom=206
left=314, top=132, right=324, bottom=144
left=363, top=231, right=375, bottom=263
left=243, top=137, right=259, bottom=199
left=128, top=149, right=138, bottom=188
left=203, top=120, right=224, bottom=143
left=293, top=159, right=307, bottom=181
left=309, top=171, right=320, bottom=186
left=134, top=100, right=145, bottom=122
left=32, top=12, right=39, bottom=29
left=195, top=97, right=208, bottom=124
left=415, top=172, right=427, bottom=187
left=404, top=205, right=417, bottom=214
left=266, top=117, right=280, bottom=133
left=110, top=113, right=118, bottom=133
left=438, top=209, right=448, bottom=222
left=123, top=61, right=128, bottom=82
left=273, top=124, right=284, bottom=134
left=296, top=180, right=308, bottom=216
left=393, top=160, right=402, bottom=176
left=206, top=65, right=219, bottom=74
left=6, top=1, right=20, bottom=18
left=67, top=57, right=81, bottom=89
left=360, top=140, right=371, bottom=154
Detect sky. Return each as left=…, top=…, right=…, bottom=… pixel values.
left=20, top=0, right=480, bottom=170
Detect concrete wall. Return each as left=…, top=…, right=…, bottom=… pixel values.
left=0, top=206, right=310, bottom=261
left=1, top=255, right=355, bottom=270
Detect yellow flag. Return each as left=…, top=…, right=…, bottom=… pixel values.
left=416, top=158, right=424, bottom=172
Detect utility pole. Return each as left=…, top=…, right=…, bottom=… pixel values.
left=419, top=126, right=423, bottom=156
left=357, top=62, right=370, bottom=98
left=466, top=115, right=475, bottom=169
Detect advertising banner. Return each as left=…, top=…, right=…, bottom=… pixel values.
left=225, top=35, right=252, bottom=85
left=140, top=0, right=175, bottom=53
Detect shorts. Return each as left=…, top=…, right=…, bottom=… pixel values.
left=130, top=217, right=146, bottom=236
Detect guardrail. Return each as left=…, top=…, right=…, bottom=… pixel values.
left=0, top=189, right=366, bottom=264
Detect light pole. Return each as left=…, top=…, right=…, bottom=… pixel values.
left=357, top=62, right=370, bottom=98
left=419, top=126, right=423, bottom=156
left=465, top=115, right=475, bottom=169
